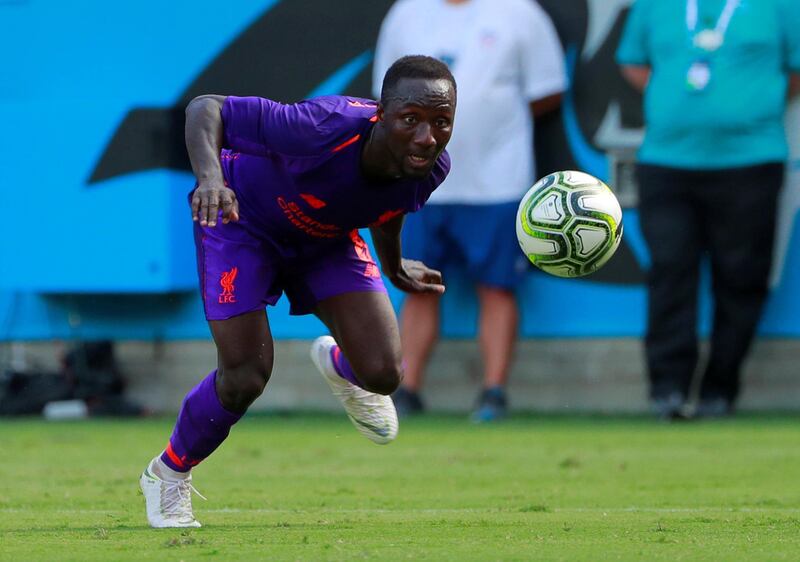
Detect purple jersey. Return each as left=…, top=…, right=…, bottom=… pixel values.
left=220, top=95, right=451, bottom=245
left=194, top=95, right=450, bottom=320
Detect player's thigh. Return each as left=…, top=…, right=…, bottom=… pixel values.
left=286, top=233, right=401, bottom=381
left=284, top=231, right=387, bottom=315
left=636, top=164, right=703, bottom=269
left=193, top=215, right=279, bottom=380
left=209, top=309, right=275, bottom=376
left=314, top=291, right=402, bottom=380
left=193, top=212, right=281, bottom=321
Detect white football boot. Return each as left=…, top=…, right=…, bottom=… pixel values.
left=140, top=457, right=204, bottom=528
left=311, top=335, right=398, bottom=444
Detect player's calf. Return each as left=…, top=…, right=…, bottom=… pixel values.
left=343, top=351, right=402, bottom=395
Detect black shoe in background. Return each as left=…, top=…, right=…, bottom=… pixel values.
left=694, top=397, right=734, bottom=419
left=471, top=386, right=508, bottom=423
left=650, top=392, right=688, bottom=421
left=391, top=387, right=424, bottom=417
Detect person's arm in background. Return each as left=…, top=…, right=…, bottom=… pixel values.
left=620, top=65, right=651, bottom=93
left=520, top=2, right=567, bottom=120
left=531, top=92, right=563, bottom=119
left=780, top=0, right=800, bottom=100
left=616, top=0, right=652, bottom=92
left=789, top=74, right=800, bottom=98
left=185, top=95, right=239, bottom=227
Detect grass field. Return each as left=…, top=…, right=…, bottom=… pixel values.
left=1, top=414, right=799, bottom=561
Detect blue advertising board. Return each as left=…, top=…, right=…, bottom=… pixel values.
left=2, top=0, right=799, bottom=340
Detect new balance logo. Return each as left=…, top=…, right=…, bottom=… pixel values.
left=350, top=415, right=392, bottom=437
left=347, top=99, right=376, bottom=108
left=300, top=193, right=327, bottom=209
left=219, top=267, right=238, bottom=304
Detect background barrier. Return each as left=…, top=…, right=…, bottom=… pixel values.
left=2, top=0, right=799, bottom=341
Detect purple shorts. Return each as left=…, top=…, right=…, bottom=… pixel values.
left=194, top=216, right=387, bottom=320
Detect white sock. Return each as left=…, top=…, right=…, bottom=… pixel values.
left=151, top=455, right=191, bottom=481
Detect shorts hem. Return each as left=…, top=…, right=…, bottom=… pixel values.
left=288, top=285, right=388, bottom=316
left=203, top=300, right=275, bottom=321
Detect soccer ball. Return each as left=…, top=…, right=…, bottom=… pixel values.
left=516, top=170, right=623, bottom=278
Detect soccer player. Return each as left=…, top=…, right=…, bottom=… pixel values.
left=139, top=55, right=456, bottom=528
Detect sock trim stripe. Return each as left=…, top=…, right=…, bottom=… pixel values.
left=331, top=345, right=342, bottom=373
left=164, top=442, right=186, bottom=469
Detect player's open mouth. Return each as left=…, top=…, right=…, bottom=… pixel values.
left=407, top=154, right=431, bottom=167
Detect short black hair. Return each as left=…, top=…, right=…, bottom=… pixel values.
left=380, top=55, right=456, bottom=105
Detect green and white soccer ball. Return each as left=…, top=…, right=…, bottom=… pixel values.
left=516, top=170, right=623, bottom=278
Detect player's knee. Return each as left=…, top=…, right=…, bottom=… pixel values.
left=217, top=363, right=272, bottom=411
left=359, top=358, right=402, bottom=395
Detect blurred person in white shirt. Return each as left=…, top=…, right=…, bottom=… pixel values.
left=373, top=0, right=566, bottom=421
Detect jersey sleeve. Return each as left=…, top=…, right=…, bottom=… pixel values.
left=221, top=96, right=336, bottom=157
left=411, top=150, right=451, bottom=212
left=518, top=1, right=567, bottom=101
left=616, top=0, right=652, bottom=66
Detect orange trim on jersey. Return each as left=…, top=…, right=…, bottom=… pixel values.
left=369, top=208, right=404, bottom=228
left=300, top=193, right=327, bottom=209
left=165, top=442, right=185, bottom=469
left=349, top=230, right=381, bottom=278
left=347, top=100, right=377, bottom=108
left=331, top=134, right=361, bottom=153
left=369, top=115, right=378, bottom=122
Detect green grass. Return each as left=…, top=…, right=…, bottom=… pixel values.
left=1, top=414, right=800, bottom=561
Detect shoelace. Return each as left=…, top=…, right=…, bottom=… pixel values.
left=161, top=479, right=207, bottom=520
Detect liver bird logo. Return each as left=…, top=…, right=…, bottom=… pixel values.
left=219, top=267, right=238, bottom=303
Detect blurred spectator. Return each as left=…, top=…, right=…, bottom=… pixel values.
left=617, top=0, right=800, bottom=419
left=372, top=0, right=566, bottom=420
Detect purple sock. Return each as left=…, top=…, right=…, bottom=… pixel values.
left=160, top=370, right=242, bottom=472
left=330, top=345, right=364, bottom=388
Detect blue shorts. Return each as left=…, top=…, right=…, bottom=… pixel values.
left=402, top=202, right=530, bottom=290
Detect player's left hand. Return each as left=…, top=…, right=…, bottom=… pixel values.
left=390, top=259, right=445, bottom=294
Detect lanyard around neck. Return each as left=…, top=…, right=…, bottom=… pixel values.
left=686, top=0, right=740, bottom=34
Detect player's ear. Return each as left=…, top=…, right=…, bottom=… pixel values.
left=375, top=104, right=385, bottom=122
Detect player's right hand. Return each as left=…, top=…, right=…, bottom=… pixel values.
left=390, top=259, right=446, bottom=294
left=191, top=181, right=240, bottom=227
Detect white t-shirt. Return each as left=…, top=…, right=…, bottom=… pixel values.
left=372, top=0, right=566, bottom=204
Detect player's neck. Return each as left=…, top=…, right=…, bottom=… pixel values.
left=361, top=124, right=402, bottom=183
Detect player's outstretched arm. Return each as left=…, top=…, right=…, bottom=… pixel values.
left=369, top=215, right=445, bottom=295
left=185, top=95, right=239, bottom=227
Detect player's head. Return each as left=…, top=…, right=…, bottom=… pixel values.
left=379, top=55, right=457, bottom=106
left=373, top=55, right=457, bottom=179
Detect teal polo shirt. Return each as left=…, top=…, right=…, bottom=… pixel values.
left=616, top=0, right=800, bottom=169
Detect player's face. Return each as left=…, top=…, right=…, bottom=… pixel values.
left=378, top=78, right=455, bottom=179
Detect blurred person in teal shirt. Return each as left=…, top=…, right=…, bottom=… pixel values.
left=617, top=0, right=800, bottom=419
